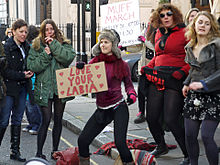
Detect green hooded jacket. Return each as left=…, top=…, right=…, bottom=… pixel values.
left=27, top=38, right=76, bottom=106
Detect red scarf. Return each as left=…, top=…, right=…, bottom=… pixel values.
left=92, top=53, right=128, bottom=80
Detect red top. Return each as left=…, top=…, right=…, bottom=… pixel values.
left=147, top=24, right=190, bottom=74
left=89, top=56, right=136, bottom=107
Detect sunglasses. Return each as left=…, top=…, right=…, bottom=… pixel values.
left=160, top=11, right=173, bottom=18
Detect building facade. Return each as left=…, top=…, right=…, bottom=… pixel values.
left=7, top=0, right=51, bottom=26
left=1, top=0, right=219, bottom=53
left=0, top=0, right=7, bottom=25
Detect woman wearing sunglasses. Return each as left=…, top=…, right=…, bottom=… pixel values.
left=141, top=4, right=190, bottom=165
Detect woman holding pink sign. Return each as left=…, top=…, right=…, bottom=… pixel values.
left=27, top=19, right=75, bottom=160
left=77, top=29, right=137, bottom=165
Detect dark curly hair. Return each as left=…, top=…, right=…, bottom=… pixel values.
left=151, top=3, right=184, bottom=28
left=26, top=25, right=39, bottom=44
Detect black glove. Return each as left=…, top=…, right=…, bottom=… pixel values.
left=119, top=46, right=126, bottom=51
left=0, top=56, right=7, bottom=70
left=76, top=61, right=85, bottom=69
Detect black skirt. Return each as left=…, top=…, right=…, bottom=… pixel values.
left=183, top=90, right=220, bottom=121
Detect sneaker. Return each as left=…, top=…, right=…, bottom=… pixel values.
left=179, top=157, right=190, bottom=165
left=29, top=129, right=38, bottom=135
left=134, top=112, right=145, bottom=124
left=150, top=145, right=169, bottom=158
left=22, top=127, right=30, bottom=132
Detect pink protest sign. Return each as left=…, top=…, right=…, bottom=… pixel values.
left=56, top=62, right=108, bottom=98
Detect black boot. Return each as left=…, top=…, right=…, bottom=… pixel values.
left=0, top=127, right=6, bottom=145
left=10, top=125, right=26, bottom=162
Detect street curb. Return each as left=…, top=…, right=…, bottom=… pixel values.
left=62, top=112, right=119, bottom=159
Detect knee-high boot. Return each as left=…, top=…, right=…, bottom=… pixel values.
left=10, top=125, right=26, bottom=162
left=0, top=127, right=6, bottom=145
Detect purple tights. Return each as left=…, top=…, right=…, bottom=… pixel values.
left=184, top=118, right=219, bottom=165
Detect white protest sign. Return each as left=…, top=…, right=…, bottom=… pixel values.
left=100, top=0, right=141, bottom=47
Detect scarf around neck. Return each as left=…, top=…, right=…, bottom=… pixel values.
left=92, top=53, right=128, bottom=80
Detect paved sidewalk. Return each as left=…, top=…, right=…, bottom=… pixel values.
left=62, top=86, right=220, bottom=165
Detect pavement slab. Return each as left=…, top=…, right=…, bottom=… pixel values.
left=62, top=89, right=220, bottom=165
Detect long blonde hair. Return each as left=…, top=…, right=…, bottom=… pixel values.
left=185, top=11, right=220, bottom=47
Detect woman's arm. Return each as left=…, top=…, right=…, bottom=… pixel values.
left=123, top=63, right=137, bottom=96
left=199, top=42, right=220, bottom=91
left=49, top=40, right=76, bottom=67
left=27, top=47, right=52, bottom=73
left=3, top=45, right=25, bottom=80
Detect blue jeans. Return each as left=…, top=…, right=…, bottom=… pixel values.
left=0, top=87, right=27, bottom=128
left=25, top=98, right=41, bottom=131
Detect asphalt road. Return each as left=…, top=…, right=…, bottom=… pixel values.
left=0, top=121, right=115, bottom=165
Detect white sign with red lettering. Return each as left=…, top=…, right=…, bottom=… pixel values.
left=56, top=62, right=108, bottom=98
left=100, top=0, right=141, bottom=47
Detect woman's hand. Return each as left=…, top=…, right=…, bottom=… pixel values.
left=189, top=82, right=203, bottom=91
left=44, top=46, right=51, bottom=55
left=45, top=37, right=54, bottom=44
left=182, top=85, right=189, bottom=97
left=24, top=71, right=34, bottom=78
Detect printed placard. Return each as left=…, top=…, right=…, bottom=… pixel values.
left=100, top=0, right=141, bottom=47
left=56, top=62, right=108, bottom=98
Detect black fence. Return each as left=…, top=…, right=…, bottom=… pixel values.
left=0, top=24, right=7, bottom=41
left=0, top=19, right=147, bottom=57
left=58, top=22, right=147, bottom=56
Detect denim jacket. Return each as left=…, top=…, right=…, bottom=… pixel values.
left=184, top=37, right=220, bottom=93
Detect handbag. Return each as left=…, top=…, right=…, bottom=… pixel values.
left=53, top=147, right=79, bottom=165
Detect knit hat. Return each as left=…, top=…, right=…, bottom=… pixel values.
left=92, top=29, right=121, bottom=59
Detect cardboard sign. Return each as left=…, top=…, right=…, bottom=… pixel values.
left=100, top=0, right=141, bottom=47
left=56, top=62, right=108, bottom=98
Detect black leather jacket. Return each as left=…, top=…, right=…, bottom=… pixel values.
left=184, top=37, right=220, bottom=93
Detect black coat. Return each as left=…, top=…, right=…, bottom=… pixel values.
left=2, top=37, right=32, bottom=104
left=184, top=38, right=220, bottom=93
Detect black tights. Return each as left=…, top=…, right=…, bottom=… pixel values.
left=36, top=95, right=66, bottom=155
left=78, top=102, right=133, bottom=163
left=184, top=118, right=219, bottom=165
left=137, top=84, right=146, bottom=115
left=146, top=84, right=188, bottom=157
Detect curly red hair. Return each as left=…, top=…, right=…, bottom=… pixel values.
left=151, top=3, right=184, bottom=28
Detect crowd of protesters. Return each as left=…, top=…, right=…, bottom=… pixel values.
left=0, top=2, right=219, bottom=165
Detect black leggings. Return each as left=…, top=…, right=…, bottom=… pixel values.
left=184, top=118, right=219, bottom=165
left=137, top=84, right=147, bottom=115
left=78, top=102, right=133, bottom=163
left=36, top=95, right=66, bottom=155
left=146, top=84, right=188, bottom=157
